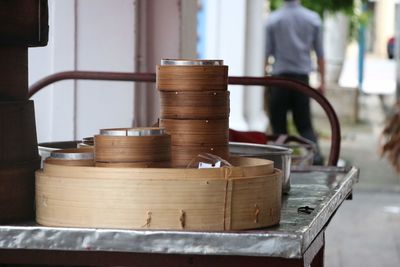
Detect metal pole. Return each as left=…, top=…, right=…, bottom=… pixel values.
left=395, top=3, right=400, bottom=100
left=358, top=4, right=366, bottom=93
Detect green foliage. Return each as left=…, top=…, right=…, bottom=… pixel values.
left=268, top=0, right=370, bottom=40
left=268, top=0, right=365, bottom=18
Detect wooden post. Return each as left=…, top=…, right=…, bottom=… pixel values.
left=0, top=0, right=48, bottom=223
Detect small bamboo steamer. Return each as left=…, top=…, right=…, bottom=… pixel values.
left=160, top=91, right=230, bottom=119
left=44, top=147, right=94, bottom=167
left=94, top=127, right=171, bottom=163
left=156, top=59, right=228, bottom=91
left=36, top=156, right=281, bottom=231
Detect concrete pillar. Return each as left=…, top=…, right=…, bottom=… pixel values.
left=396, top=3, right=400, bottom=100
left=134, top=0, right=197, bottom=126
left=204, top=0, right=248, bottom=131
left=374, top=0, right=396, bottom=57
left=243, top=0, right=269, bottom=132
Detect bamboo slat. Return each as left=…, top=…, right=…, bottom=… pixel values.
left=36, top=157, right=280, bottom=230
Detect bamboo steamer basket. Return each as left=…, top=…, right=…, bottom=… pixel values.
left=160, top=119, right=228, bottom=135
left=160, top=119, right=229, bottom=167
left=44, top=147, right=94, bottom=166
left=160, top=118, right=228, bottom=146
left=0, top=157, right=40, bottom=223
left=94, top=127, right=171, bottom=164
left=156, top=59, right=228, bottom=91
left=36, top=156, right=282, bottom=230
left=160, top=91, right=230, bottom=119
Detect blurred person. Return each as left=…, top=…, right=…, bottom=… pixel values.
left=265, top=0, right=325, bottom=165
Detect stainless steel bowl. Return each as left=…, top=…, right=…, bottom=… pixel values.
left=229, top=142, right=292, bottom=193
left=99, top=127, right=166, bottom=136
left=161, top=59, right=224, bottom=66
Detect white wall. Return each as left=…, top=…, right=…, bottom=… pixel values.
left=29, top=0, right=136, bottom=142
left=203, top=0, right=268, bottom=131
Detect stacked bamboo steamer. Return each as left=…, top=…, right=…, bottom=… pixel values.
left=157, top=59, right=230, bottom=167
left=94, top=127, right=171, bottom=168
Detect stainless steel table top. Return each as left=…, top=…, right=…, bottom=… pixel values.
left=0, top=166, right=359, bottom=259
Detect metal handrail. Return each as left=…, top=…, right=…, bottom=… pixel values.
left=29, top=71, right=340, bottom=165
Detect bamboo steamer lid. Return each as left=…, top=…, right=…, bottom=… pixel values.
left=36, top=156, right=281, bottom=231
left=94, top=127, right=171, bottom=163
left=44, top=147, right=94, bottom=167
left=160, top=90, right=230, bottom=119
left=156, top=59, right=228, bottom=91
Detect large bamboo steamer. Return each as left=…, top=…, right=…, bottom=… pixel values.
left=0, top=101, right=39, bottom=161
left=156, top=60, right=228, bottom=91
left=160, top=91, right=230, bottom=119
left=94, top=128, right=171, bottom=164
left=36, top=156, right=281, bottom=230
left=0, top=158, right=40, bottom=223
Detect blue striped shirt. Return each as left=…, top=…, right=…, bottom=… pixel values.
left=265, top=1, right=324, bottom=75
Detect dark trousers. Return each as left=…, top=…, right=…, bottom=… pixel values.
left=267, top=73, right=318, bottom=144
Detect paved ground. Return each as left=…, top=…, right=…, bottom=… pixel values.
left=316, top=77, right=400, bottom=266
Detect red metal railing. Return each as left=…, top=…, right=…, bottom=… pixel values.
left=29, top=71, right=340, bottom=165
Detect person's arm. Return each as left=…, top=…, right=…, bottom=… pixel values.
left=313, top=19, right=325, bottom=94
left=317, top=57, right=326, bottom=94
left=265, top=22, right=274, bottom=73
